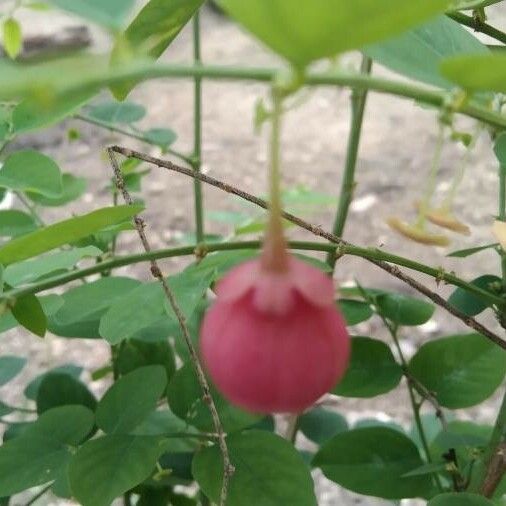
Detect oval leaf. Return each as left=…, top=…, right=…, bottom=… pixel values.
left=376, top=293, right=435, bottom=326
left=337, top=299, right=373, bottom=326
left=447, top=274, right=500, bottom=316
left=333, top=336, right=402, bottom=397
left=313, top=427, right=432, bottom=499
left=298, top=407, right=348, bottom=445
left=0, top=204, right=143, bottom=265
left=219, top=0, right=449, bottom=68
left=193, top=430, right=317, bottom=506
left=96, top=365, right=167, bottom=434
left=69, top=435, right=168, bottom=506
left=0, top=150, right=62, bottom=197
left=408, top=333, right=506, bottom=408
left=36, top=373, right=97, bottom=414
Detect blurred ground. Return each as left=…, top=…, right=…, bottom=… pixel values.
left=2, top=3, right=506, bottom=505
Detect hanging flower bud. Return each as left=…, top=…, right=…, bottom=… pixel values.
left=200, top=88, right=349, bottom=414
left=200, top=250, right=350, bottom=414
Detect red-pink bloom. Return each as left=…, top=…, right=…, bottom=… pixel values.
left=200, top=254, right=350, bottom=414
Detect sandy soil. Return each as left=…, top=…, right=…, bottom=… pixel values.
left=2, top=3, right=506, bottom=505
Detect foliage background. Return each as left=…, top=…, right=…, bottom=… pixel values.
left=1, top=2, right=506, bottom=505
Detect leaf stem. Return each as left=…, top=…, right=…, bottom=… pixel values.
left=192, top=11, right=205, bottom=243
left=85, top=63, right=506, bottom=130
left=74, top=113, right=193, bottom=165
left=327, top=56, right=371, bottom=267
left=447, top=11, right=506, bottom=46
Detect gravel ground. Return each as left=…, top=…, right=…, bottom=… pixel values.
left=2, top=3, right=506, bottom=505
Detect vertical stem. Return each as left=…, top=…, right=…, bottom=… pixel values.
left=382, top=318, right=444, bottom=492
left=192, top=10, right=204, bottom=243
left=326, top=56, right=372, bottom=267
left=468, top=389, right=506, bottom=494
left=261, top=87, right=289, bottom=271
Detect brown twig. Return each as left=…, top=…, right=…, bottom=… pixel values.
left=480, top=442, right=506, bottom=498
left=107, top=148, right=233, bottom=506
left=110, top=145, right=506, bottom=350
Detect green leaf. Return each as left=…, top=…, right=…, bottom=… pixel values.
left=298, top=407, right=348, bottom=445
left=0, top=405, right=94, bottom=496
left=96, top=366, right=167, bottom=434
left=364, top=15, right=487, bottom=89
left=408, top=333, right=506, bottom=408
left=0, top=210, right=37, bottom=237
left=24, top=364, right=83, bottom=400
left=0, top=54, right=152, bottom=101
left=12, top=89, right=97, bottom=134
left=117, top=339, right=176, bottom=383
left=313, top=427, right=432, bottom=499
left=193, top=430, right=317, bottom=506
left=48, top=0, right=136, bottom=29
left=143, top=127, right=177, bottom=148
left=52, top=276, right=140, bottom=325
left=219, top=0, right=449, bottom=68
left=27, top=173, right=87, bottom=207
left=0, top=150, right=62, bottom=197
left=0, top=205, right=143, bottom=266
left=428, top=493, right=495, bottom=506
left=87, top=100, right=146, bottom=124
left=0, top=355, right=26, bottom=386
left=447, top=275, right=501, bottom=316
left=12, top=293, right=47, bottom=337
left=376, top=293, right=435, bottom=326
left=337, top=299, right=373, bottom=326
left=167, top=362, right=261, bottom=433
left=2, top=18, right=22, bottom=60
left=36, top=373, right=97, bottom=414
left=99, top=267, right=214, bottom=344
left=69, top=435, right=168, bottom=506
left=440, top=53, right=506, bottom=93
left=110, top=0, right=205, bottom=99
left=332, top=336, right=403, bottom=397
left=4, top=246, right=102, bottom=286
left=447, top=243, right=498, bottom=258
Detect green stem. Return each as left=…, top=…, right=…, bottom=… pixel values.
left=74, top=113, right=193, bottom=165
left=380, top=316, right=443, bottom=493
left=15, top=191, right=45, bottom=226
left=2, top=239, right=502, bottom=306
left=262, top=87, right=289, bottom=271
left=69, top=64, right=506, bottom=130
left=327, top=56, right=372, bottom=267
left=192, top=11, right=205, bottom=243
left=447, top=11, right=506, bottom=45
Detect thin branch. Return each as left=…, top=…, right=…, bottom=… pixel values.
left=107, top=148, right=233, bottom=506
left=75, top=113, right=193, bottom=165
left=447, top=11, right=506, bottom=46
left=111, top=145, right=506, bottom=350
left=89, top=63, right=506, bottom=130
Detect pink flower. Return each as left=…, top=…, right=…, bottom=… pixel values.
left=200, top=253, right=350, bottom=414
